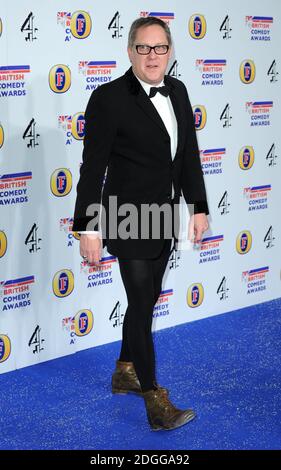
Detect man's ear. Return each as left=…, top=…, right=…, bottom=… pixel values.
left=168, top=45, right=173, bottom=60
left=127, top=47, right=133, bottom=63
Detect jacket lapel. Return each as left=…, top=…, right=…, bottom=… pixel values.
left=125, top=67, right=186, bottom=156
left=135, top=89, right=169, bottom=137
left=125, top=67, right=169, bottom=137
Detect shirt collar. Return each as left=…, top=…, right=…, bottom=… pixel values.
left=134, top=73, right=164, bottom=96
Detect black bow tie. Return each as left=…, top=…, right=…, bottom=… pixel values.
left=149, top=85, right=170, bottom=98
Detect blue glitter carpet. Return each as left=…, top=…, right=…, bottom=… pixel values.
left=0, top=298, right=280, bottom=450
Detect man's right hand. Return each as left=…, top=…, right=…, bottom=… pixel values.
left=80, top=233, right=102, bottom=265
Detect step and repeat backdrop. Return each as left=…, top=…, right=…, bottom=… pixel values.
left=1, top=0, right=280, bottom=373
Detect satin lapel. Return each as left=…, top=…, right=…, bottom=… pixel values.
left=125, top=67, right=177, bottom=140
left=135, top=87, right=169, bottom=137
left=166, top=80, right=186, bottom=158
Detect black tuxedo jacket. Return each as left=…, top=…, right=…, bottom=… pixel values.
left=72, top=67, right=209, bottom=258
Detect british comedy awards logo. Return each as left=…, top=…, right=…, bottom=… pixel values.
left=245, top=16, right=273, bottom=41
left=81, top=254, right=117, bottom=288
left=140, top=12, right=175, bottom=24
left=0, top=275, right=34, bottom=311
left=0, top=65, right=30, bottom=98
left=78, top=61, right=117, bottom=91
left=243, top=185, right=271, bottom=211
left=242, top=267, right=269, bottom=295
left=201, top=148, right=225, bottom=176
left=198, top=235, right=223, bottom=264
left=153, top=288, right=173, bottom=319
left=196, top=59, right=226, bottom=86
left=246, top=101, right=273, bottom=127
left=0, top=171, right=32, bottom=206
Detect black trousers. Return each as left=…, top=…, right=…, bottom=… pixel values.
left=117, top=238, right=172, bottom=392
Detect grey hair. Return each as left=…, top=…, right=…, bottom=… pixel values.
left=128, top=17, right=172, bottom=48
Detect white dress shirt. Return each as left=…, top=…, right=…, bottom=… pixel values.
left=79, top=74, right=178, bottom=235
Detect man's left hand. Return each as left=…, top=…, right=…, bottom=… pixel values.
left=188, top=213, right=209, bottom=244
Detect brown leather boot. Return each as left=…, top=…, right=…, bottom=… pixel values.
left=111, top=360, right=142, bottom=395
left=143, top=387, right=196, bottom=431
left=111, top=360, right=168, bottom=396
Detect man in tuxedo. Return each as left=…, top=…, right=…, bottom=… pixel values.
left=72, top=17, right=209, bottom=431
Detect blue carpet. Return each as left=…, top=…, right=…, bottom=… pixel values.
left=0, top=298, right=280, bottom=450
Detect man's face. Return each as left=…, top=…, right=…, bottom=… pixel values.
left=128, top=25, right=172, bottom=85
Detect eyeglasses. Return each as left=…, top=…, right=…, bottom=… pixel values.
left=135, top=44, right=170, bottom=55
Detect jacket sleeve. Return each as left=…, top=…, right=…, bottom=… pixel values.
left=72, top=89, right=116, bottom=231
left=180, top=86, right=209, bottom=215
